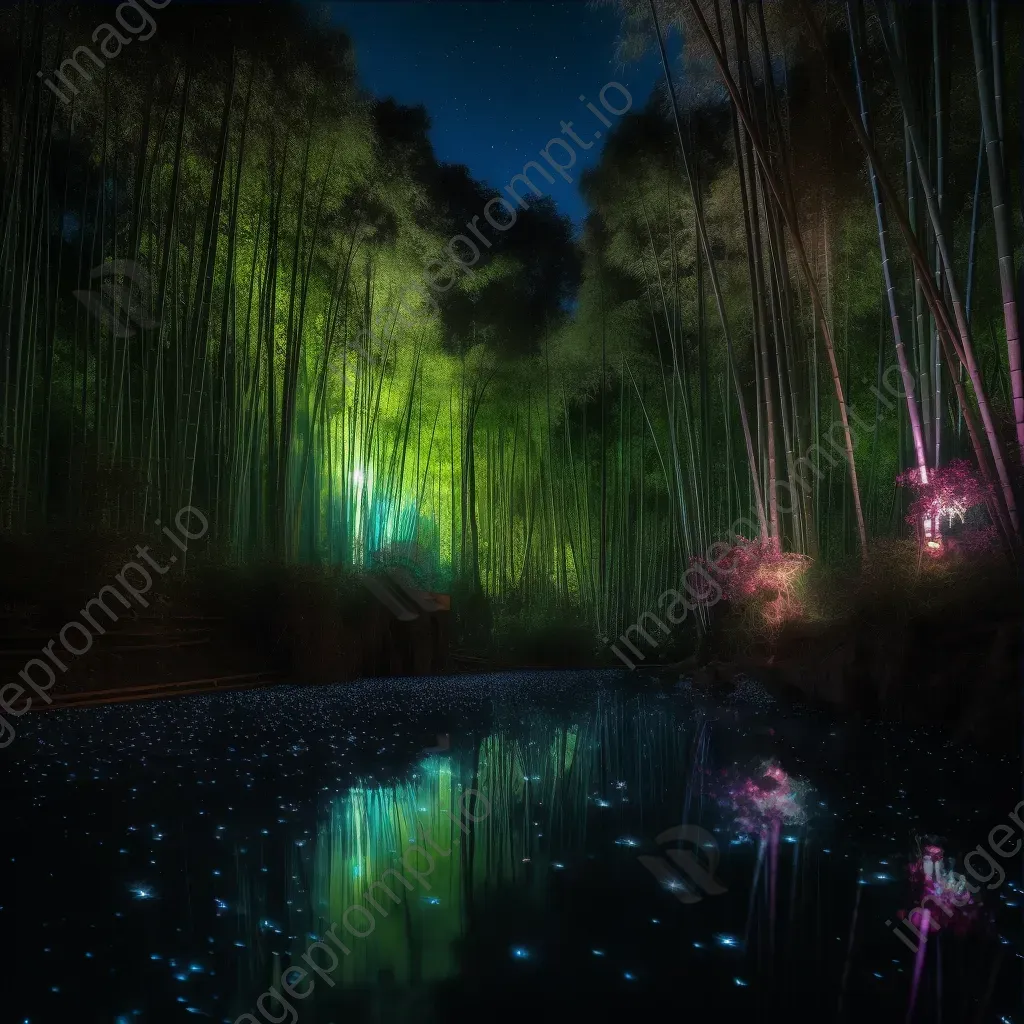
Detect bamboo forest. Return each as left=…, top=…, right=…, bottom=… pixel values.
left=3, top=0, right=1024, bottom=636
left=1, top=2, right=1022, bottom=1021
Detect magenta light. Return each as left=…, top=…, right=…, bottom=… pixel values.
left=720, top=760, right=811, bottom=837
left=899, top=841, right=980, bottom=939
left=896, top=459, right=998, bottom=555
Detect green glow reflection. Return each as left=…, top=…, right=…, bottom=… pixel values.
left=314, top=756, right=463, bottom=983
left=306, top=721, right=588, bottom=987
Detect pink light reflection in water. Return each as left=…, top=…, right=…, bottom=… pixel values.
left=720, top=760, right=810, bottom=837
left=898, top=842, right=981, bottom=938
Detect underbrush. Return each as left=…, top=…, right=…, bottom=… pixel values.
left=708, top=536, right=1016, bottom=658
left=485, top=597, right=603, bottom=668
left=0, top=525, right=218, bottom=624
left=802, top=537, right=1014, bottom=626
left=698, top=539, right=813, bottom=654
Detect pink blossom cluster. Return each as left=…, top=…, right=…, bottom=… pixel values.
left=688, top=537, right=809, bottom=632
left=689, top=537, right=809, bottom=604
left=896, top=459, right=990, bottom=531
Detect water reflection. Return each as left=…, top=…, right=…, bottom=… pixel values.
left=3, top=673, right=1020, bottom=1022
left=227, top=702, right=710, bottom=1017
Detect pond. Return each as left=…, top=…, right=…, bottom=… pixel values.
left=3, top=671, right=1020, bottom=1023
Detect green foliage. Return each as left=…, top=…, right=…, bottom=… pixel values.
left=0, top=0, right=1019, bottom=656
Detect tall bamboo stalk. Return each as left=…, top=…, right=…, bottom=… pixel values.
left=968, top=0, right=1024, bottom=464
left=686, top=0, right=869, bottom=557
left=847, top=0, right=929, bottom=490
left=798, top=0, right=1019, bottom=539
left=649, top=0, right=768, bottom=544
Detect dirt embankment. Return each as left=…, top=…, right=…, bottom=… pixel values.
left=0, top=531, right=449, bottom=708
left=688, top=590, right=1021, bottom=752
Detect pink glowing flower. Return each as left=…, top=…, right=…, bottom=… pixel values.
left=897, top=459, right=992, bottom=535
left=689, top=538, right=809, bottom=633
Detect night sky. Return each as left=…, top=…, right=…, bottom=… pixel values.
left=330, top=1, right=666, bottom=225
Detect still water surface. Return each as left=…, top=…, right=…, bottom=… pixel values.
left=4, top=671, right=1020, bottom=1022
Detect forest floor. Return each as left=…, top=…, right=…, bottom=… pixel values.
left=2, top=531, right=1019, bottom=754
